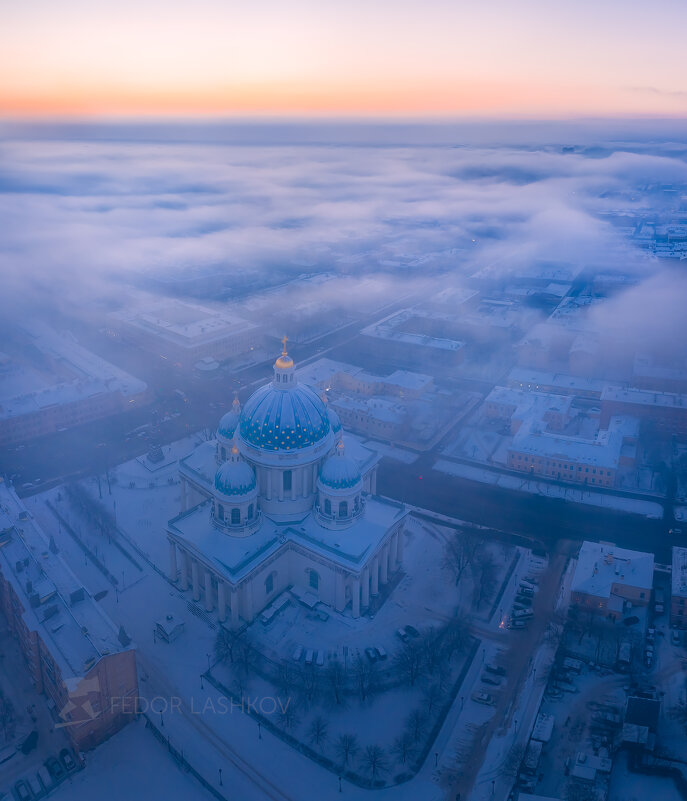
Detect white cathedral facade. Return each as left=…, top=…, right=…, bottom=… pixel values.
left=166, top=342, right=407, bottom=628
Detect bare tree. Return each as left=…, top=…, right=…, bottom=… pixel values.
left=278, top=701, right=300, bottom=731
left=353, top=654, right=376, bottom=702
left=472, top=550, right=498, bottom=608
left=308, top=715, right=329, bottom=750
left=326, top=659, right=345, bottom=706
left=443, top=619, right=471, bottom=661
left=359, top=745, right=388, bottom=783
left=424, top=683, right=443, bottom=718
left=214, top=626, right=239, bottom=664
left=405, top=708, right=427, bottom=743
left=442, top=530, right=482, bottom=587
left=395, top=641, right=424, bottom=687
left=391, top=732, right=416, bottom=766
left=335, top=733, right=360, bottom=768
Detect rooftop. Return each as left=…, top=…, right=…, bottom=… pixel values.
left=113, top=298, right=257, bottom=348
left=168, top=495, right=406, bottom=581
left=672, top=546, right=687, bottom=599
left=0, top=321, right=147, bottom=421
left=602, top=386, right=687, bottom=409
left=572, top=541, right=654, bottom=599
left=0, top=480, right=127, bottom=679
left=360, top=309, right=465, bottom=352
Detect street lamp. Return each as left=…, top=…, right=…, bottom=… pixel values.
left=338, top=776, right=342, bottom=793
left=219, top=768, right=223, bottom=787
left=434, top=752, right=439, bottom=767
left=160, top=712, right=164, bottom=728
left=200, top=675, right=204, bottom=690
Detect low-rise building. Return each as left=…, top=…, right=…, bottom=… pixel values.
left=571, top=541, right=654, bottom=619
left=0, top=480, right=138, bottom=750
left=601, top=386, right=687, bottom=439
left=112, top=298, right=260, bottom=367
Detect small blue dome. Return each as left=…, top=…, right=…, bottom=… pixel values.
left=214, top=459, right=256, bottom=497
left=239, top=383, right=330, bottom=451
left=328, top=408, right=342, bottom=434
left=319, top=450, right=362, bottom=491
left=218, top=409, right=240, bottom=440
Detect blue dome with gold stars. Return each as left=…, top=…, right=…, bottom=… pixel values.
left=239, top=382, right=330, bottom=451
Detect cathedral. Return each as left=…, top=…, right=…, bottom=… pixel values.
left=166, top=341, right=407, bottom=628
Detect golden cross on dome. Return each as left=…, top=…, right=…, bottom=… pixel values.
left=281, top=334, right=288, bottom=356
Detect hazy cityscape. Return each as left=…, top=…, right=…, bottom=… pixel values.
left=2, top=4, right=687, bottom=801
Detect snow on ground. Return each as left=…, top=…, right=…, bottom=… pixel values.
left=360, top=438, right=419, bottom=464
left=608, top=750, right=682, bottom=801
left=49, top=718, right=213, bottom=801
left=433, top=460, right=664, bottom=519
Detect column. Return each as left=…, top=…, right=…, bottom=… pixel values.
left=204, top=571, right=213, bottom=612
left=361, top=568, right=370, bottom=608
left=380, top=545, right=389, bottom=585
left=279, top=471, right=284, bottom=501
left=371, top=558, right=379, bottom=596
left=396, top=527, right=404, bottom=565
left=390, top=533, right=399, bottom=570
left=217, top=581, right=227, bottom=623
left=335, top=571, right=345, bottom=612
left=231, top=589, right=240, bottom=628
left=169, top=540, right=178, bottom=583
left=352, top=578, right=361, bottom=618
left=191, top=560, right=200, bottom=602
left=179, top=550, right=190, bottom=591
left=244, top=581, right=254, bottom=622
left=265, top=468, right=272, bottom=501
left=312, top=463, right=318, bottom=492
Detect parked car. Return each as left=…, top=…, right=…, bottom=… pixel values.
left=304, top=649, right=314, bottom=665
left=484, top=663, right=507, bottom=676
left=669, top=528, right=683, bottom=536
left=365, top=647, right=378, bottom=663
left=291, top=644, right=304, bottom=662
left=508, top=620, right=526, bottom=630
left=315, top=650, right=325, bottom=667
left=646, top=628, right=656, bottom=644
left=396, top=628, right=409, bottom=643
left=45, top=757, right=65, bottom=781
left=514, top=596, right=532, bottom=607
left=374, top=646, right=388, bottom=660
left=672, top=629, right=682, bottom=647
left=471, top=691, right=495, bottom=706
left=404, top=625, right=420, bottom=638
left=481, top=674, right=502, bottom=687
left=623, top=616, right=640, bottom=627
left=644, top=650, right=654, bottom=669
left=545, top=688, right=563, bottom=700
left=518, top=586, right=534, bottom=597
left=511, top=608, right=533, bottom=619
left=14, top=779, right=32, bottom=801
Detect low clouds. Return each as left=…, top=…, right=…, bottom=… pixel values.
left=0, top=121, right=685, bottom=351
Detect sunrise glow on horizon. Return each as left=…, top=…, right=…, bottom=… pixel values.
left=1, top=0, right=686, bottom=118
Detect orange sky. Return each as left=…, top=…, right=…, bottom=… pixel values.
left=2, top=1, right=686, bottom=118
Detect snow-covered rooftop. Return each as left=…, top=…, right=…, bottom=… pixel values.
left=672, top=546, right=687, bottom=599
left=168, top=495, right=406, bottom=581
left=572, top=541, right=654, bottom=598
left=0, top=480, right=127, bottom=679
left=602, top=386, right=687, bottom=409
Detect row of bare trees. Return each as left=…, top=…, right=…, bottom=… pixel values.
left=441, top=529, right=499, bottom=608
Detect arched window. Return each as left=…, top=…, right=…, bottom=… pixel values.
left=231, top=508, right=240, bottom=525
left=248, top=503, right=254, bottom=520
left=217, top=504, right=225, bottom=521
left=324, top=498, right=331, bottom=516
left=283, top=470, right=292, bottom=492
left=265, top=572, right=274, bottom=595
left=339, top=500, right=348, bottom=518
left=309, top=570, right=319, bottom=590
